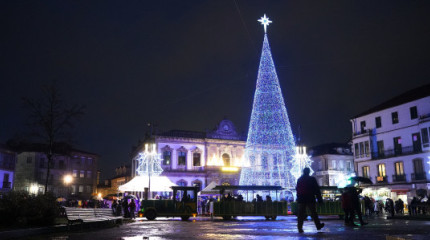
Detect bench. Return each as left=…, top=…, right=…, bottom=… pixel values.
left=63, top=207, right=123, bottom=229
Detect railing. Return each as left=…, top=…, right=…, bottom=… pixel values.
left=370, top=145, right=422, bottom=160
left=353, top=129, right=370, bottom=136
left=2, top=182, right=11, bottom=189
left=411, top=173, right=427, bottom=181
left=375, top=176, right=387, bottom=183
left=392, top=174, right=406, bottom=182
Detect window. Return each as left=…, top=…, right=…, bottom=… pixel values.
left=193, top=153, right=201, bottom=166
left=359, top=142, right=364, bottom=157
left=177, top=180, right=187, bottom=186
left=377, top=141, right=384, bottom=157
left=87, top=159, right=93, bottom=165
left=27, top=157, right=32, bottom=163
left=395, top=162, right=404, bottom=175
left=421, top=128, right=429, bottom=144
left=346, top=161, right=351, bottom=172
left=394, top=137, right=402, bottom=155
left=71, top=185, right=76, bottom=194
left=392, top=112, right=399, bottom=124
left=222, top=154, right=230, bottom=166
left=364, top=141, right=370, bottom=157
left=72, top=170, right=78, bottom=177
left=360, top=121, right=366, bottom=133
left=377, top=164, right=386, bottom=177
left=87, top=171, right=92, bottom=178
left=354, top=144, right=359, bottom=157
left=318, top=160, right=323, bottom=171
left=39, top=158, right=45, bottom=168
left=410, top=106, right=418, bottom=119
left=331, top=160, right=336, bottom=169
left=178, top=152, right=186, bottom=166
left=339, top=161, right=344, bottom=170
left=163, top=151, right=171, bottom=165
left=59, top=160, right=65, bottom=169
left=413, top=159, right=424, bottom=173
left=86, top=185, right=92, bottom=193
left=362, top=166, right=370, bottom=178
left=375, top=116, right=382, bottom=128
left=78, top=185, right=83, bottom=193
left=80, top=170, right=85, bottom=178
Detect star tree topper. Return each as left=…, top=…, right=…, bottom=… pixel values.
left=258, top=14, right=272, bottom=33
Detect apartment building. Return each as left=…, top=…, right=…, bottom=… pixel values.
left=351, top=84, right=430, bottom=202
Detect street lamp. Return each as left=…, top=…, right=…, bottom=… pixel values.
left=63, top=174, right=73, bottom=196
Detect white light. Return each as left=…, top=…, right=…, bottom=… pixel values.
left=258, top=14, right=272, bottom=33
left=290, top=146, right=314, bottom=183
left=63, top=175, right=73, bottom=184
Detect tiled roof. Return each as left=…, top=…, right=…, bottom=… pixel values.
left=308, top=142, right=352, bottom=156
left=353, top=83, right=430, bottom=118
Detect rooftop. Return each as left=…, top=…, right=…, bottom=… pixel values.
left=353, top=83, right=430, bottom=118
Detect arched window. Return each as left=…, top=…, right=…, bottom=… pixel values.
left=193, top=153, right=201, bottom=166
left=177, top=179, right=187, bottom=186
left=177, top=147, right=187, bottom=166
left=222, top=153, right=230, bottom=166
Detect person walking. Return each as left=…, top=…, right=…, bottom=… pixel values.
left=296, top=167, right=325, bottom=233
left=129, top=200, right=136, bottom=219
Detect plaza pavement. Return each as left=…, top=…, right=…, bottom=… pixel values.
left=6, top=215, right=430, bottom=240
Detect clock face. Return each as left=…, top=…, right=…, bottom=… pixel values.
left=223, top=125, right=229, bottom=131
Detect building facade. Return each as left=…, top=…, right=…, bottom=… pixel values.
left=131, top=119, right=246, bottom=193
left=0, top=144, right=16, bottom=195
left=97, top=165, right=132, bottom=197
left=351, top=84, right=430, bottom=202
left=309, top=143, right=354, bottom=187
left=13, top=144, right=98, bottom=199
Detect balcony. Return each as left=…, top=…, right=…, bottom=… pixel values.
left=371, top=145, right=423, bottom=160
left=375, top=176, right=387, bottom=183
left=2, top=182, right=11, bottom=189
left=411, top=172, right=427, bottom=181
left=392, top=174, right=406, bottom=182
left=353, top=129, right=371, bottom=137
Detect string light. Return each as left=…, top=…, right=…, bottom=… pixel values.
left=290, top=146, right=313, bottom=183
left=239, top=19, right=296, bottom=194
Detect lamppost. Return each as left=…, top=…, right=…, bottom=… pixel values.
left=63, top=174, right=73, bottom=197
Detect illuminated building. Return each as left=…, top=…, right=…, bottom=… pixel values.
left=351, top=84, right=430, bottom=201
left=131, top=119, right=246, bottom=193
left=308, top=143, right=354, bottom=188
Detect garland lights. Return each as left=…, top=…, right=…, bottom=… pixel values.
left=290, top=146, right=314, bottom=183
left=239, top=15, right=297, bottom=195
left=135, top=143, right=163, bottom=177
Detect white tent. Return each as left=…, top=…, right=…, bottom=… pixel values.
left=118, top=175, right=176, bottom=192
left=199, top=181, right=232, bottom=196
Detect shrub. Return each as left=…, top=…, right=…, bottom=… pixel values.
left=0, top=191, right=59, bottom=227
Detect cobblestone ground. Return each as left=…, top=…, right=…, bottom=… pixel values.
left=25, top=216, right=430, bottom=240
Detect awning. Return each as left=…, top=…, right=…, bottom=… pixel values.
left=118, top=175, right=176, bottom=192
left=199, top=181, right=219, bottom=196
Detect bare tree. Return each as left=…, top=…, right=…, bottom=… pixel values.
left=23, top=82, right=85, bottom=194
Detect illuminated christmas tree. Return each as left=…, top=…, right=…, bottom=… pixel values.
left=239, top=15, right=296, bottom=192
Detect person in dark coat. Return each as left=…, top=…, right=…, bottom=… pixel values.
left=296, top=167, right=325, bottom=233
left=341, top=188, right=355, bottom=226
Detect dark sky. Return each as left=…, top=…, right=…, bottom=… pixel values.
left=1, top=1, right=429, bottom=179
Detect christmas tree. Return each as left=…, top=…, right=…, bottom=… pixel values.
left=239, top=15, right=296, bottom=192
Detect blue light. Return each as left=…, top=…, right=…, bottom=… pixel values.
left=239, top=33, right=296, bottom=192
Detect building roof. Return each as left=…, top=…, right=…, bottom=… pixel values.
left=6, top=141, right=98, bottom=157
left=154, top=119, right=246, bottom=141
left=308, top=143, right=352, bottom=156
left=157, top=129, right=207, bottom=139
left=353, top=83, right=430, bottom=118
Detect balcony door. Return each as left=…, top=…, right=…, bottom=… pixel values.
left=393, top=137, right=402, bottom=155
left=412, top=133, right=422, bottom=153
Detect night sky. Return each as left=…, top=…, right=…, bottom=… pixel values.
left=1, top=1, right=429, bottom=179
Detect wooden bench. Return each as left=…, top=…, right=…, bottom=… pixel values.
left=63, top=207, right=123, bottom=229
